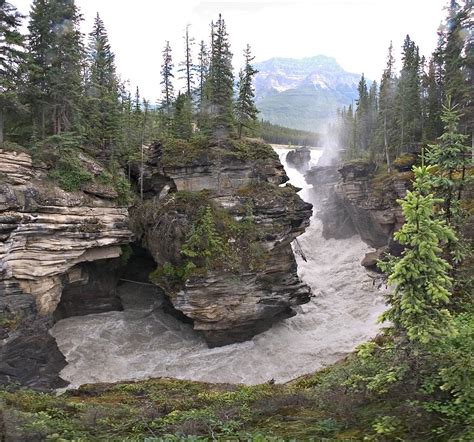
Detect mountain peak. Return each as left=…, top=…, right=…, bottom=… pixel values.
left=253, top=55, right=362, bottom=132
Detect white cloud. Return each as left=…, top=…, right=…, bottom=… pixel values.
left=13, top=0, right=447, bottom=101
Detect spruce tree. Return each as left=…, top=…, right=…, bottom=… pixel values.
left=395, top=35, right=422, bottom=153
left=443, top=1, right=472, bottom=136
left=195, top=40, right=209, bottom=115
left=378, top=164, right=456, bottom=344
left=377, top=42, right=397, bottom=169
left=355, top=73, right=369, bottom=152
left=27, top=0, right=54, bottom=138
left=48, top=0, right=84, bottom=135
left=173, top=92, right=193, bottom=140
left=204, top=14, right=234, bottom=139
left=235, top=44, right=259, bottom=138
left=0, top=0, right=25, bottom=143
left=426, top=100, right=471, bottom=227
left=85, top=13, right=120, bottom=157
left=160, top=41, right=174, bottom=114
left=425, top=57, right=444, bottom=141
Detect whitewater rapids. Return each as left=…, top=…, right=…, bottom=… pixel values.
left=51, top=146, right=387, bottom=388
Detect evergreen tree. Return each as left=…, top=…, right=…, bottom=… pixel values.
left=426, top=100, right=471, bottom=227
left=367, top=79, right=378, bottom=156
left=27, top=0, right=83, bottom=137
left=204, top=14, right=234, bottom=139
left=48, top=0, right=84, bottom=135
left=195, top=40, right=209, bottom=115
left=26, top=0, right=53, bottom=138
left=173, top=92, right=193, bottom=140
left=376, top=42, right=398, bottom=168
left=235, top=44, right=259, bottom=138
left=160, top=41, right=174, bottom=113
left=355, top=73, right=369, bottom=152
left=84, top=13, right=120, bottom=157
left=179, top=25, right=194, bottom=98
left=443, top=0, right=472, bottom=137
left=378, top=165, right=456, bottom=344
left=0, top=0, right=25, bottom=143
left=395, top=35, right=422, bottom=152
left=425, top=57, right=444, bottom=141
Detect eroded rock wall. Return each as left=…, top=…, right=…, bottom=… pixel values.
left=0, top=148, right=132, bottom=388
left=132, top=141, right=312, bottom=346
left=306, top=160, right=412, bottom=268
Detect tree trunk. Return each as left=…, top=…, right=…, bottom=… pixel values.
left=0, top=109, right=4, bottom=144
left=384, top=114, right=391, bottom=171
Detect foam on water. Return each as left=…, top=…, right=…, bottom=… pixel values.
left=51, top=146, right=387, bottom=388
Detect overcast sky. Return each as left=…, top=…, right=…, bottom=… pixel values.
left=13, top=0, right=448, bottom=101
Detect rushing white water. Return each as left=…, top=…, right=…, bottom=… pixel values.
left=51, top=146, right=387, bottom=388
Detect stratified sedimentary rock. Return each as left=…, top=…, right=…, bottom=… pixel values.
left=132, top=140, right=312, bottom=346
left=0, top=148, right=132, bottom=388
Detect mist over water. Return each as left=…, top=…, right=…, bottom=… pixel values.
left=51, top=146, right=387, bottom=388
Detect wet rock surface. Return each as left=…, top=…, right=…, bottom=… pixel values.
left=286, top=146, right=312, bottom=172
left=305, top=159, right=411, bottom=266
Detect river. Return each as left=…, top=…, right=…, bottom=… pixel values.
left=51, top=146, right=387, bottom=388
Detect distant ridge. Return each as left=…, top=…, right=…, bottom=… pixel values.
left=253, top=55, right=362, bottom=132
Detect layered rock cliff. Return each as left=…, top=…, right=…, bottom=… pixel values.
left=0, top=147, right=132, bottom=388
left=1, top=139, right=312, bottom=387
left=132, top=139, right=312, bottom=347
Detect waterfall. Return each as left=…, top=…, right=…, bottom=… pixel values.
left=51, top=146, right=387, bottom=388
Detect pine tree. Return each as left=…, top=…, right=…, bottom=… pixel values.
left=160, top=41, right=174, bottom=113
left=0, top=0, right=25, bottom=143
left=179, top=25, right=194, bottom=98
left=235, top=44, right=259, bottom=138
left=378, top=164, right=456, bottom=344
left=84, top=13, right=120, bottom=157
left=204, top=14, right=234, bottom=139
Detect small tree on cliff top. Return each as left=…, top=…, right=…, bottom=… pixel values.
left=235, top=44, right=259, bottom=138
left=378, top=164, right=457, bottom=344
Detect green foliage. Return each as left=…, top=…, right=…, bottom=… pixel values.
left=235, top=44, right=259, bottom=138
left=160, top=135, right=210, bottom=167
left=227, top=138, right=278, bottom=161
left=202, top=14, right=234, bottom=138
left=160, top=40, right=174, bottom=112
left=419, top=313, right=474, bottom=438
left=48, top=153, right=93, bottom=192
left=257, top=120, right=320, bottom=146
left=83, top=13, right=121, bottom=156
left=378, top=165, right=457, bottom=343
left=427, top=100, right=471, bottom=226
left=27, top=0, right=84, bottom=136
left=181, top=206, right=225, bottom=269
left=172, top=93, right=193, bottom=140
